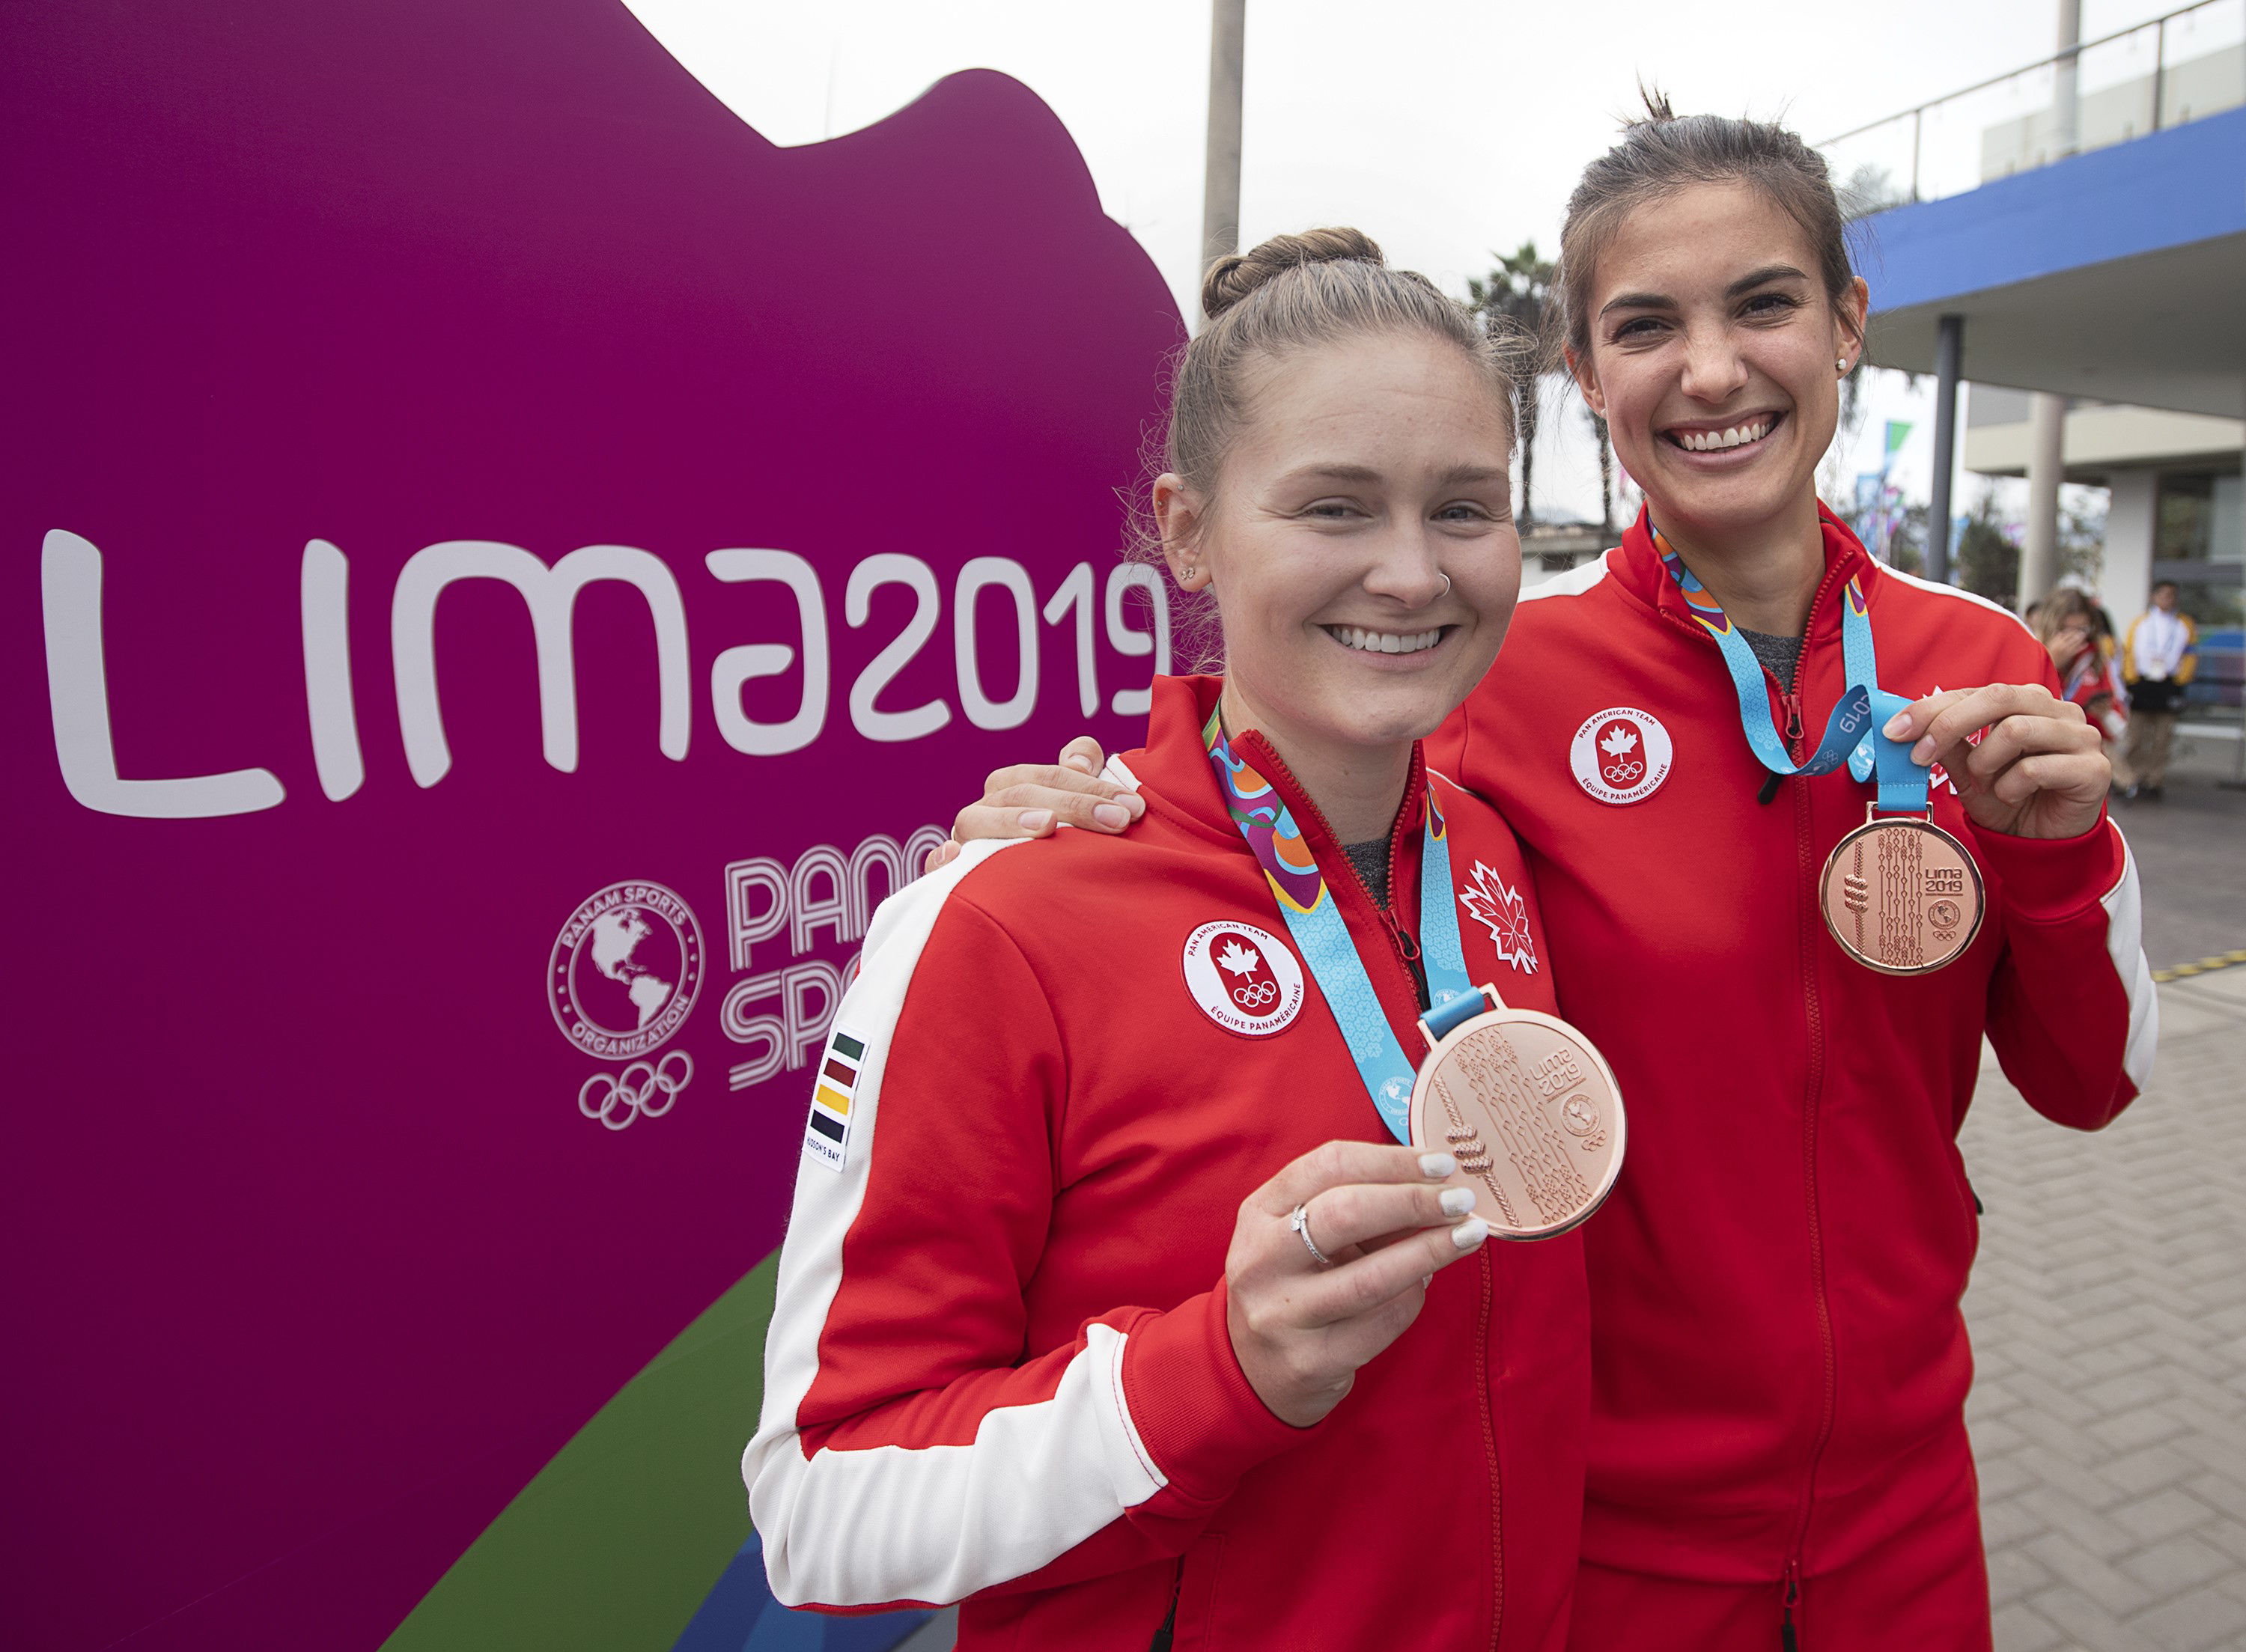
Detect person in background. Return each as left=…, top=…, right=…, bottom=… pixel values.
left=2039, top=587, right=2132, bottom=794
left=2122, top=579, right=2197, bottom=800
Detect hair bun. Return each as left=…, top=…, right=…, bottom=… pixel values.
left=1200, top=227, right=1387, bottom=319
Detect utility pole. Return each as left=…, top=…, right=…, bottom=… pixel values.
left=2054, top=0, right=2082, bottom=156
left=1201, top=0, right=1246, bottom=294
left=1926, top=314, right=1963, bottom=585
left=2019, top=391, right=2066, bottom=611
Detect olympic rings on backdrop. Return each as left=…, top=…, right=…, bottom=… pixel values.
left=578, top=1049, right=695, bottom=1130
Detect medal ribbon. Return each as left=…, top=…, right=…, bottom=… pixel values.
left=1203, top=710, right=1476, bottom=1143
left=1654, top=523, right=1930, bottom=815
left=1654, top=521, right=1877, bottom=785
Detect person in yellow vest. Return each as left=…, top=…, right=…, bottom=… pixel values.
left=2122, top=580, right=2199, bottom=800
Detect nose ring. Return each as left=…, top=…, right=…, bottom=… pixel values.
left=1439, top=573, right=1452, bottom=596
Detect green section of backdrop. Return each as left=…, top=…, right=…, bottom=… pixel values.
left=382, top=1253, right=778, bottom=1651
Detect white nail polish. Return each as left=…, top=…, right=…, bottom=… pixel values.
left=1440, top=1187, right=1476, bottom=1216
left=1419, top=1153, right=1458, bottom=1179
left=1449, top=1217, right=1490, bottom=1251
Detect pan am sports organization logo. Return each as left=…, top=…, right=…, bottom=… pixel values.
left=549, top=881, right=704, bottom=1061
left=1182, top=920, right=1304, bottom=1037
left=1569, top=706, right=1673, bottom=806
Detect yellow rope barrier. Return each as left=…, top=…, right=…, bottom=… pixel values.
left=2152, top=949, right=2246, bottom=984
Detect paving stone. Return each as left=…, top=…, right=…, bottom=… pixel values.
left=2119, top=1534, right=2233, bottom=1598
left=2025, top=1583, right=2161, bottom=1651
left=2089, top=1409, right=2193, bottom=1454
left=2130, top=1585, right=2246, bottom=1652
left=1993, top=1600, right=2070, bottom=1652
left=2113, top=1490, right=2222, bottom=1548
left=2023, top=1531, right=2157, bottom=1615
left=1991, top=1543, right=2060, bottom=1607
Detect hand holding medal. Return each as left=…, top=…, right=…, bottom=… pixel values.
left=1207, top=716, right=1628, bottom=1256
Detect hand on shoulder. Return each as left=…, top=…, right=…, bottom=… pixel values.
left=928, top=736, right=1142, bottom=872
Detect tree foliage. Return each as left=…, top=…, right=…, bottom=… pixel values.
left=1467, top=241, right=1556, bottom=525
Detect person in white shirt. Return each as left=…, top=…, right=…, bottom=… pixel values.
left=2121, top=581, right=2199, bottom=799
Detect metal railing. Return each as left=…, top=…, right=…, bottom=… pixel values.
left=1819, top=0, right=2245, bottom=210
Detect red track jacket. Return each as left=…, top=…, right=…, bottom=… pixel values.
left=746, top=675, right=1591, bottom=1651
left=1427, top=508, right=2155, bottom=1588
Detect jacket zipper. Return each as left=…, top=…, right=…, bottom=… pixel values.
left=1661, top=558, right=1849, bottom=1630
left=1242, top=735, right=1497, bottom=1645
left=1477, top=1245, right=1503, bottom=1651
left=1781, top=566, right=1846, bottom=1638
left=1148, top=1569, right=1181, bottom=1651
left=1755, top=685, right=1804, bottom=807
left=1241, top=737, right=1429, bottom=1017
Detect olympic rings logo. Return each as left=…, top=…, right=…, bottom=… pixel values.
left=579, top=1050, right=695, bottom=1131
left=1602, top=759, right=1645, bottom=784
left=1232, top=978, right=1280, bottom=1010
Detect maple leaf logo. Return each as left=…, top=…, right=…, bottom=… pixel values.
left=1216, top=938, right=1262, bottom=978
left=1458, top=862, right=1538, bottom=975
left=1600, top=724, right=1637, bottom=759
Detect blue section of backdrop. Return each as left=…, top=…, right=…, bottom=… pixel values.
left=672, top=1535, right=934, bottom=1652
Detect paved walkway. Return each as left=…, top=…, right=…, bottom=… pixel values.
left=1967, top=772, right=2246, bottom=1652
left=1967, top=963, right=2246, bottom=1652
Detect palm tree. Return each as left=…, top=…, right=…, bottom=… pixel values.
left=1468, top=242, right=1556, bottom=525
left=1586, top=406, right=1615, bottom=535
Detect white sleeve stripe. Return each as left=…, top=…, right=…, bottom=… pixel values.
left=2100, top=826, right=2159, bottom=1092
left=1873, top=564, right=2041, bottom=643
left=742, top=837, right=1166, bottom=1609
left=1515, top=547, right=1615, bottom=603
left=755, top=1324, right=1164, bottom=1608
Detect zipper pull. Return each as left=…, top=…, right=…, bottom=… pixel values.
left=1385, top=904, right=1422, bottom=963
left=1783, top=691, right=1804, bottom=753
left=1781, top=1558, right=1801, bottom=1652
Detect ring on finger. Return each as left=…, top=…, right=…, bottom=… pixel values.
left=1290, top=1202, right=1334, bottom=1268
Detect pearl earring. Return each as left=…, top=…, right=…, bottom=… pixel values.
left=1837, top=357, right=1850, bottom=374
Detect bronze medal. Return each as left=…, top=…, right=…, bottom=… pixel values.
left=1408, top=1003, right=1625, bottom=1240
left=1818, top=808, right=1985, bottom=975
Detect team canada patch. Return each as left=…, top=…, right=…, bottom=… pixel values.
left=1182, top=920, right=1306, bottom=1037
left=1459, top=862, right=1538, bottom=975
left=1570, top=706, right=1673, bottom=805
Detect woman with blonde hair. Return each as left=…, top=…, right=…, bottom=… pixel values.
left=747, top=231, right=1595, bottom=1650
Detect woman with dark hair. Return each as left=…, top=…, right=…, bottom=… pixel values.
left=2039, top=587, right=2131, bottom=792
left=943, top=98, right=2153, bottom=1650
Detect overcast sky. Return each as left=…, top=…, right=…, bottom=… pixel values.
left=624, top=0, right=2194, bottom=525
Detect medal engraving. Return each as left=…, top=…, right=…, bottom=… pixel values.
left=1410, top=1008, right=1625, bottom=1240
left=1818, top=812, right=1985, bottom=975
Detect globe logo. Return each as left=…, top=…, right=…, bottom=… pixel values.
left=548, top=881, right=704, bottom=1060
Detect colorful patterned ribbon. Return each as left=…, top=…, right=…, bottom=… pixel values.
left=1654, top=521, right=1925, bottom=813
left=1203, top=708, right=1476, bottom=1142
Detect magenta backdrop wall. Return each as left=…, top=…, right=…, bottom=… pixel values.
left=1, top=4, right=1180, bottom=1647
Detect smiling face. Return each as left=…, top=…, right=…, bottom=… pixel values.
left=1154, top=329, right=1518, bottom=781
left=1568, top=181, right=1866, bottom=557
